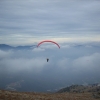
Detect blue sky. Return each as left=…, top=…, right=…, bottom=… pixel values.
left=0, top=0, right=100, bottom=45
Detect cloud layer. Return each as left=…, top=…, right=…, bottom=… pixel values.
left=0, top=42, right=100, bottom=92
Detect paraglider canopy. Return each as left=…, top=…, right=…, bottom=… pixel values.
left=37, top=40, right=60, bottom=48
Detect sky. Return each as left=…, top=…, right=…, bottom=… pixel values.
left=0, top=0, right=100, bottom=45
left=0, top=0, right=100, bottom=92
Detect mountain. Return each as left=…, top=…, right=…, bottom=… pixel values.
left=57, top=83, right=100, bottom=99
left=0, top=44, right=37, bottom=50
left=0, top=44, right=14, bottom=50
left=57, top=83, right=100, bottom=93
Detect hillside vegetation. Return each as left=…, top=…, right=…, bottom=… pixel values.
left=57, top=84, right=100, bottom=93
left=0, top=88, right=100, bottom=100
left=0, top=83, right=100, bottom=100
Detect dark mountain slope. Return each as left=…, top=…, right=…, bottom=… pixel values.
left=0, top=44, right=36, bottom=50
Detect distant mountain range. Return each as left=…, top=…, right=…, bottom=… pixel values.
left=0, top=44, right=37, bottom=50
left=0, top=43, right=100, bottom=51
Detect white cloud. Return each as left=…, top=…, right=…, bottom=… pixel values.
left=0, top=50, right=12, bottom=59
left=32, top=48, right=45, bottom=52
left=1, top=57, right=47, bottom=73
left=57, top=58, right=70, bottom=70
left=61, top=44, right=71, bottom=48
left=72, top=53, right=100, bottom=72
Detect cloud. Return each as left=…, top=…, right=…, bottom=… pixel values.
left=61, top=44, right=71, bottom=48
left=0, top=50, right=12, bottom=59
left=72, top=53, right=100, bottom=72
left=37, top=44, right=60, bottom=49
left=0, top=1, right=100, bottom=45
left=32, top=48, right=45, bottom=52
left=57, top=58, right=70, bottom=70
left=0, top=42, right=100, bottom=92
left=0, top=57, right=47, bottom=73
left=5, top=80, right=24, bottom=91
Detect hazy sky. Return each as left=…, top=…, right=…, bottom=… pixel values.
left=0, top=0, right=100, bottom=45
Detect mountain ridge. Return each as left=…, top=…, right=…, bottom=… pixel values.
left=57, top=83, right=100, bottom=93
left=0, top=44, right=37, bottom=50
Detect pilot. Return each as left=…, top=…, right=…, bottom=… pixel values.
left=47, top=58, right=49, bottom=62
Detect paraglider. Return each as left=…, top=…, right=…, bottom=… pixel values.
left=37, top=40, right=60, bottom=62
left=37, top=40, right=60, bottom=48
